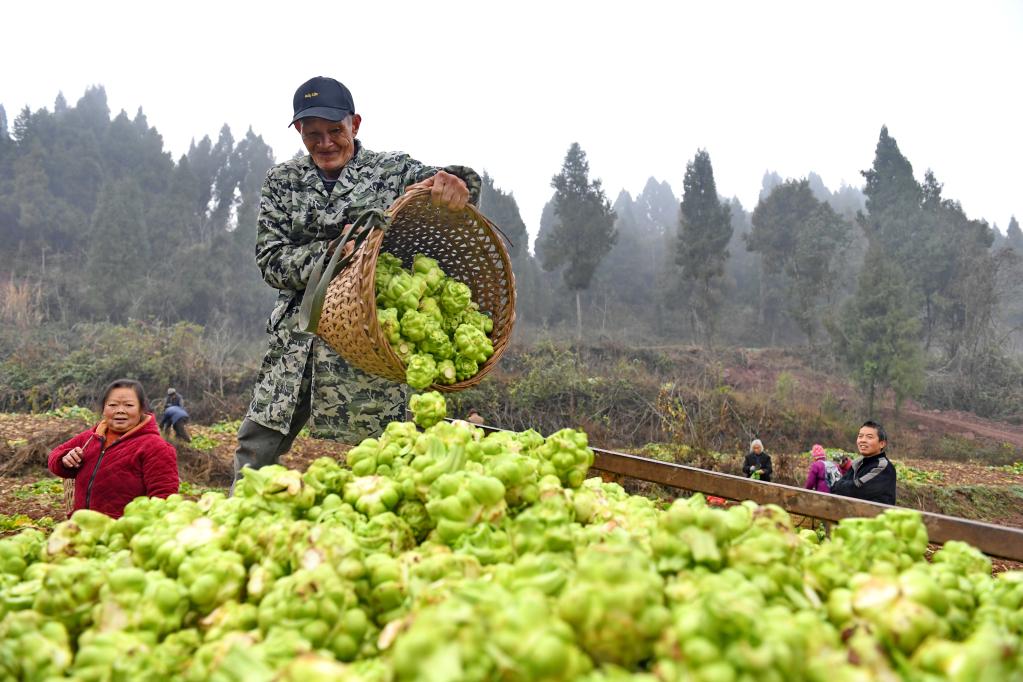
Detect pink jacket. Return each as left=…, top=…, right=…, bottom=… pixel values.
left=805, top=459, right=830, bottom=492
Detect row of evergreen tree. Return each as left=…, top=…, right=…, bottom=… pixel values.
left=522, top=130, right=1022, bottom=415
left=0, top=87, right=275, bottom=330
left=1, top=89, right=1021, bottom=415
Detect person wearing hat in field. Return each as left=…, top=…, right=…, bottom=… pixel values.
left=233, top=76, right=481, bottom=487
left=164, top=387, right=183, bottom=409
left=465, top=408, right=485, bottom=426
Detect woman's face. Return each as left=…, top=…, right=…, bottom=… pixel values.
left=103, top=387, right=143, bottom=432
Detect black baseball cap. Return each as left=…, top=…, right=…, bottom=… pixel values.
left=290, top=76, right=355, bottom=127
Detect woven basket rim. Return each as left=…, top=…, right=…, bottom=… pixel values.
left=324, top=186, right=516, bottom=393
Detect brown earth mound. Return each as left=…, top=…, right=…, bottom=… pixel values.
left=0, top=417, right=85, bottom=477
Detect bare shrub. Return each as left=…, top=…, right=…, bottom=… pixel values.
left=0, top=276, right=43, bottom=329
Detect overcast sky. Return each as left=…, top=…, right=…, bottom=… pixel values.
left=3, top=0, right=1020, bottom=243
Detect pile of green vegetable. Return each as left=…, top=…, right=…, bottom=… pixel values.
left=1, top=392, right=1021, bottom=680
left=376, top=253, right=495, bottom=389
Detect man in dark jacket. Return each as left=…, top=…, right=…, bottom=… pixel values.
left=742, top=439, right=773, bottom=482
left=831, top=420, right=897, bottom=505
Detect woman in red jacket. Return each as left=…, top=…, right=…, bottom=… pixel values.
left=48, top=379, right=179, bottom=518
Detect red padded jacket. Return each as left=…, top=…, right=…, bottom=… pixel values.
left=48, top=414, right=179, bottom=518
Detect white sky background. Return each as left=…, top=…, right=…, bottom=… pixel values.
left=2, top=0, right=1021, bottom=245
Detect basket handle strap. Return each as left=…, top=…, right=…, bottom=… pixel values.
left=297, top=208, right=387, bottom=333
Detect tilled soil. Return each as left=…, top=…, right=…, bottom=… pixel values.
left=3, top=413, right=1020, bottom=569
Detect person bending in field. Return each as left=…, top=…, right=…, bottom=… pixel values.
left=48, top=379, right=179, bottom=518
left=831, top=420, right=896, bottom=505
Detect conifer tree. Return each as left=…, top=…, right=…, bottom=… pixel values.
left=479, top=173, right=529, bottom=261
left=536, top=143, right=616, bottom=337
left=73, top=86, right=111, bottom=140
left=748, top=180, right=850, bottom=345
left=676, top=149, right=732, bottom=340
left=828, top=244, right=925, bottom=415
left=479, top=174, right=548, bottom=327
left=862, top=126, right=922, bottom=219
left=1006, top=216, right=1023, bottom=252
left=86, top=179, right=150, bottom=319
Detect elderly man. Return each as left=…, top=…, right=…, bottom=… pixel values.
left=831, top=420, right=897, bottom=505
left=233, top=76, right=481, bottom=484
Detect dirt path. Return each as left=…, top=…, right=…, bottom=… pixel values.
left=901, top=403, right=1023, bottom=448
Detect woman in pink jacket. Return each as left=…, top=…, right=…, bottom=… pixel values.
left=804, top=443, right=831, bottom=492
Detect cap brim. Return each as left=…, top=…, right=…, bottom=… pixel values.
left=289, top=106, right=352, bottom=126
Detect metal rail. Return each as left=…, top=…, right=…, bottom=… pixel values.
left=588, top=446, right=1023, bottom=562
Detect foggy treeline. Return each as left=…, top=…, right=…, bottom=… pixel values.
left=1, top=88, right=1022, bottom=420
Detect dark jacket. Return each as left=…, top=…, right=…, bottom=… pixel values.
left=48, top=414, right=179, bottom=518
left=742, top=451, right=773, bottom=482
left=831, top=453, right=896, bottom=505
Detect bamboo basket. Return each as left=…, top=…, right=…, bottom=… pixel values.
left=313, top=187, right=516, bottom=392
left=63, top=479, right=75, bottom=517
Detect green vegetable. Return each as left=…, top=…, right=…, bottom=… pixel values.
left=425, top=470, right=507, bottom=544
left=0, top=528, right=45, bottom=578
left=413, top=253, right=446, bottom=295
left=2, top=408, right=1021, bottom=681
left=453, top=323, right=493, bottom=364
left=257, top=564, right=371, bottom=662
left=399, top=309, right=434, bottom=343
left=405, top=353, right=437, bottom=390
left=417, top=296, right=444, bottom=324
left=459, top=307, right=494, bottom=335
left=177, top=549, right=247, bottom=614
left=375, top=253, right=404, bottom=292
left=42, top=509, right=116, bottom=562
left=409, top=391, right=447, bottom=429
left=419, top=327, right=454, bottom=361
left=303, top=456, right=354, bottom=500
left=343, top=476, right=401, bottom=517
left=0, top=608, right=73, bottom=680
left=377, top=307, right=401, bottom=344
left=453, top=354, right=479, bottom=381
left=390, top=339, right=414, bottom=365
left=558, top=541, right=669, bottom=667
left=435, top=359, right=457, bottom=385
left=377, top=270, right=414, bottom=311
left=439, top=278, right=472, bottom=315
left=536, top=428, right=594, bottom=489
left=234, top=465, right=316, bottom=514
left=90, top=567, right=190, bottom=638
left=375, top=252, right=495, bottom=386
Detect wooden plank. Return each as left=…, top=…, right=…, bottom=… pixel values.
left=590, top=447, right=1023, bottom=563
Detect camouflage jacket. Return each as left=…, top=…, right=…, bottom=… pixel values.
left=246, top=141, right=481, bottom=437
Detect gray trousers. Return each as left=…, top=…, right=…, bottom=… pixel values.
left=232, top=355, right=313, bottom=489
